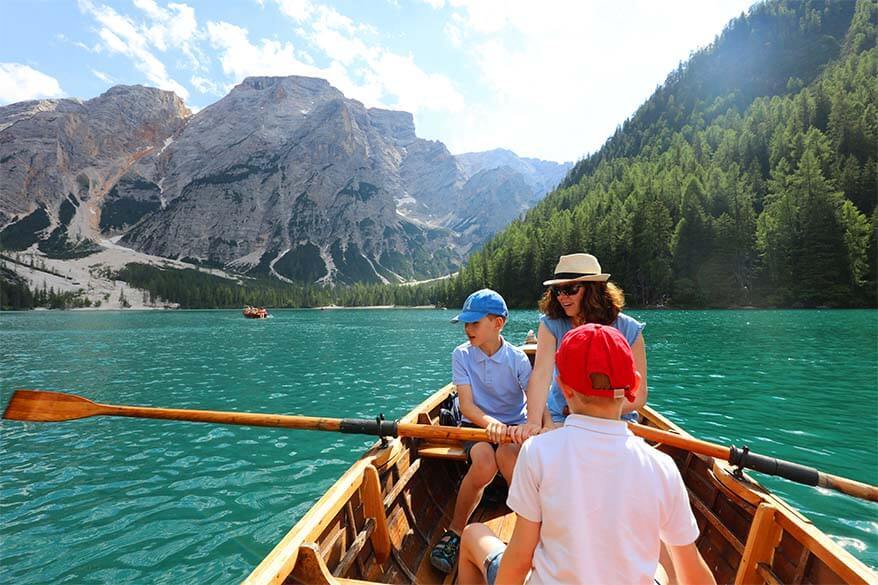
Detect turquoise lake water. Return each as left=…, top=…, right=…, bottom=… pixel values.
left=1, top=308, right=876, bottom=582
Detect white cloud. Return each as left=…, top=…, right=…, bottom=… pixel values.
left=0, top=63, right=64, bottom=105
left=78, top=0, right=190, bottom=99
left=190, top=75, right=222, bottom=95
left=206, top=21, right=314, bottom=79
left=267, top=0, right=464, bottom=115
left=276, top=0, right=315, bottom=22
left=91, top=69, right=115, bottom=84
left=431, top=0, right=753, bottom=160
left=371, top=52, right=463, bottom=113
left=133, top=0, right=207, bottom=72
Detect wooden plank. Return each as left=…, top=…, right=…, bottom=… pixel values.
left=735, top=503, right=782, bottom=585
left=688, top=487, right=746, bottom=554
left=317, top=518, right=347, bottom=569
left=418, top=445, right=468, bottom=461
left=333, top=518, right=375, bottom=578
left=391, top=547, right=419, bottom=582
left=344, top=501, right=368, bottom=579
left=484, top=509, right=516, bottom=543
left=383, top=458, right=421, bottom=509
left=774, top=508, right=874, bottom=585
left=713, top=493, right=757, bottom=547
left=791, top=546, right=811, bottom=584
left=772, top=530, right=804, bottom=583
left=699, top=522, right=740, bottom=583
left=363, top=464, right=392, bottom=565
left=289, top=543, right=335, bottom=585
left=400, top=491, right=430, bottom=544
left=756, top=562, right=784, bottom=585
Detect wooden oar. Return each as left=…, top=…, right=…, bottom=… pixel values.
left=2, top=389, right=496, bottom=443
left=4, top=389, right=877, bottom=502
left=627, top=423, right=878, bottom=503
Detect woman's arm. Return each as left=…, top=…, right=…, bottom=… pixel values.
left=514, top=322, right=556, bottom=441
left=623, top=333, right=648, bottom=414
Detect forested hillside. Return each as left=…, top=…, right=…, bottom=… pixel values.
left=439, top=0, right=876, bottom=308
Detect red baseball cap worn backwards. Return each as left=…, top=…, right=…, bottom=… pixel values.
left=555, top=323, right=638, bottom=403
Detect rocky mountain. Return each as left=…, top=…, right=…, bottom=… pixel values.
left=0, top=76, right=566, bottom=285
left=456, top=148, right=571, bottom=197
left=0, top=86, right=189, bottom=257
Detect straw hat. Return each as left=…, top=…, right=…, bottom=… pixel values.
left=542, top=253, right=610, bottom=286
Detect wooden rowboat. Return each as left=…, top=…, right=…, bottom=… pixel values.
left=245, top=345, right=877, bottom=585
left=244, top=306, right=269, bottom=319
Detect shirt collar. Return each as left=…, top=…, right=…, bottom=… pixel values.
left=563, top=413, right=631, bottom=436
left=473, top=336, right=508, bottom=363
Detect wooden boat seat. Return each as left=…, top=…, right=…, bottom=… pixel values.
left=417, top=443, right=468, bottom=461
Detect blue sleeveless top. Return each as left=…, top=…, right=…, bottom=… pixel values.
left=541, top=313, right=645, bottom=420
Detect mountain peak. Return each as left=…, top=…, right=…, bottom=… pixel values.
left=233, top=75, right=343, bottom=101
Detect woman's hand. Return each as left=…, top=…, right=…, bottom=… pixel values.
left=509, top=422, right=542, bottom=443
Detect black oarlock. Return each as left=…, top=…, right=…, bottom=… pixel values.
left=338, top=415, right=399, bottom=442
left=729, top=445, right=820, bottom=486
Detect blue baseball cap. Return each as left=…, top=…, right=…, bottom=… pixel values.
left=451, top=289, right=508, bottom=323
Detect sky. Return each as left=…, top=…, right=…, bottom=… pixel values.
left=0, top=0, right=757, bottom=162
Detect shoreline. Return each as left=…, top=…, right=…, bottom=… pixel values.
left=2, top=304, right=443, bottom=313
left=5, top=305, right=876, bottom=314
left=315, top=304, right=437, bottom=310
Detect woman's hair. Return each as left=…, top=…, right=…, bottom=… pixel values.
left=538, top=281, right=626, bottom=324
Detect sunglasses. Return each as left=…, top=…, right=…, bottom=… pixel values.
left=551, top=284, right=583, bottom=297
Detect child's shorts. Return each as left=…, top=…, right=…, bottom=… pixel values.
left=484, top=543, right=506, bottom=585
left=461, top=422, right=498, bottom=463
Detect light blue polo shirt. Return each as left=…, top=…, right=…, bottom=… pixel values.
left=452, top=336, right=531, bottom=425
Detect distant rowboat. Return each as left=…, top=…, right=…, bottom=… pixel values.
left=244, top=343, right=876, bottom=585
left=243, top=306, right=269, bottom=319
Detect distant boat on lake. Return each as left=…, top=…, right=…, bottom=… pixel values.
left=242, top=306, right=268, bottom=319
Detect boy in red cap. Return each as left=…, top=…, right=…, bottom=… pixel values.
left=457, top=323, right=715, bottom=585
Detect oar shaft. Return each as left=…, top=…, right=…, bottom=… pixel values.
left=818, top=473, right=878, bottom=502
left=105, top=404, right=345, bottom=432
left=628, top=423, right=730, bottom=460
left=109, top=409, right=498, bottom=443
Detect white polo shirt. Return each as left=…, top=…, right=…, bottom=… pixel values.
left=507, top=414, right=699, bottom=584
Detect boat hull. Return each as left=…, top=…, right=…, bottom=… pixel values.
left=246, top=361, right=875, bottom=584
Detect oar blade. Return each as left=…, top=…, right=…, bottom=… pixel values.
left=3, top=390, right=103, bottom=422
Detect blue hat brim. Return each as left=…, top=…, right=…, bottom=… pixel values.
left=450, top=310, right=488, bottom=324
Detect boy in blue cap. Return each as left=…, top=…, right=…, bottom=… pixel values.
left=430, top=289, right=532, bottom=574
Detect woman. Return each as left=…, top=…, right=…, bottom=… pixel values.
left=515, top=253, right=648, bottom=439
